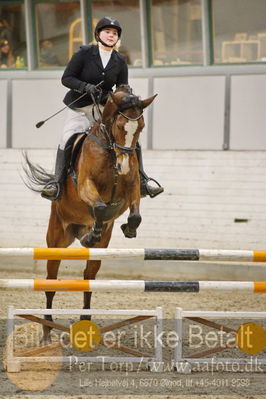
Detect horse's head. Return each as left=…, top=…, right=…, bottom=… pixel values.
left=100, top=86, right=157, bottom=174
left=102, top=86, right=157, bottom=152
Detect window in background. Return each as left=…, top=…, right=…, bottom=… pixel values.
left=212, top=0, right=266, bottom=64
left=91, top=0, right=142, bottom=67
left=34, top=1, right=80, bottom=68
left=0, top=1, right=26, bottom=69
left=150, top=0, right=203, bottom=66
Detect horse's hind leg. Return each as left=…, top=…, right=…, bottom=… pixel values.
left=43, top=204, right=75, bottom=340
left=81, top=221, right=114, bottom=320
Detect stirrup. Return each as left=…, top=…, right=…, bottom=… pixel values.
left=41, top=181, right=61, bottom=201
left=141, top=177, right=164, bottom=198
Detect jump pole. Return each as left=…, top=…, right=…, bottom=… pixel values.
left=0, top=279, right=265, bottom=293
left=1, top=248, right=266, bottom=261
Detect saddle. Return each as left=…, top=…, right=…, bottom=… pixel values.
left=64, top=132, right=87, bottom=183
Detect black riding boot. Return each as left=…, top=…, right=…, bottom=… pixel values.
left=41, top=147, right=67, bottom=201
left=136, top=143, right=164, bottom=198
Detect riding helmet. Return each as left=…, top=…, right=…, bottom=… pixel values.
left=94, top=17, right=122, bottom=39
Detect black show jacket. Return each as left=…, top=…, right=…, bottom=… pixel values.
left=62, top=45, right=128, bottom=108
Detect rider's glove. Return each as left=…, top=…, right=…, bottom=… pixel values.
left=84, top=83, right=100, bottom=97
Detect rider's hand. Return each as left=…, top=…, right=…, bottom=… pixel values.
left=84, top=83, right=100, bottom=97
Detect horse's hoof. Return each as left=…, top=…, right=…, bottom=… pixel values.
left=121, top=223, right=137, bottom=238
left=80, top=232, right=101, bottom=248
left=80, top=234, right=91, bottom=248
left=80, top=235, right=93, bottom=247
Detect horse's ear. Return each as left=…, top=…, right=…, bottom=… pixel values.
left=141, top=94, right=158, bottom=109
left=102, top=93, right=118, bottom=123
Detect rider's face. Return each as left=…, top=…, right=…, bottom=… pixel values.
left=99, top=28, right=119, bottom=47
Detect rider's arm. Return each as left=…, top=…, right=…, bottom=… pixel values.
left=61, top=48, right=87, bottom=93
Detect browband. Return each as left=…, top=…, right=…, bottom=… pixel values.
left=118, top=95, right=142, bottom=112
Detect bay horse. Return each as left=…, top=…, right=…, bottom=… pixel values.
left=24, top=85, right=156, bottom=323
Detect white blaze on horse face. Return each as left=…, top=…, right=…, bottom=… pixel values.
left=124, top=120, right=138, bottom=147
left=118, top=120, right=138, bottom=175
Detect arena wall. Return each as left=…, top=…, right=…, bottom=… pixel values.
left=1, top=149, right=265, bottom=250
left=2, top=73, right=266, bottom=151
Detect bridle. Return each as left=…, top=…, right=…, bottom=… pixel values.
left=112, top=94, right=144, bottom=150
left=110, top=110, right=143, bottom=152
left=86, top=91, right=144, bottom=204
left=117, top=111, right=143, bottom=121
left=89, top=92, right=144, bottom=153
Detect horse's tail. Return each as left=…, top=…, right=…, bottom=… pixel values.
left=22, top=151, right=54, bottom=193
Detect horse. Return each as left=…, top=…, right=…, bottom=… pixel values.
left=24, top=85, right=156, bottom=326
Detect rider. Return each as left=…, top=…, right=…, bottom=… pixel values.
left=41, top=16, right=164, bottom=201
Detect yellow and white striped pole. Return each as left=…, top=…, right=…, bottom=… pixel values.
left=0, top=279, right=265, bottom=293
left=0, top=248, right=266, bottom=261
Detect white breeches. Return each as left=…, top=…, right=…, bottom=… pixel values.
left=59, top=105, right=104, bottom=149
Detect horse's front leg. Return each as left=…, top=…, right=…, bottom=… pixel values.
left=121, top=202, right=142, bottom=238
left=80, top=202, right=106, bottom=247
left=121, top=179, right=142, bottom=238
left=78, top=177, right=107, bottom=248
